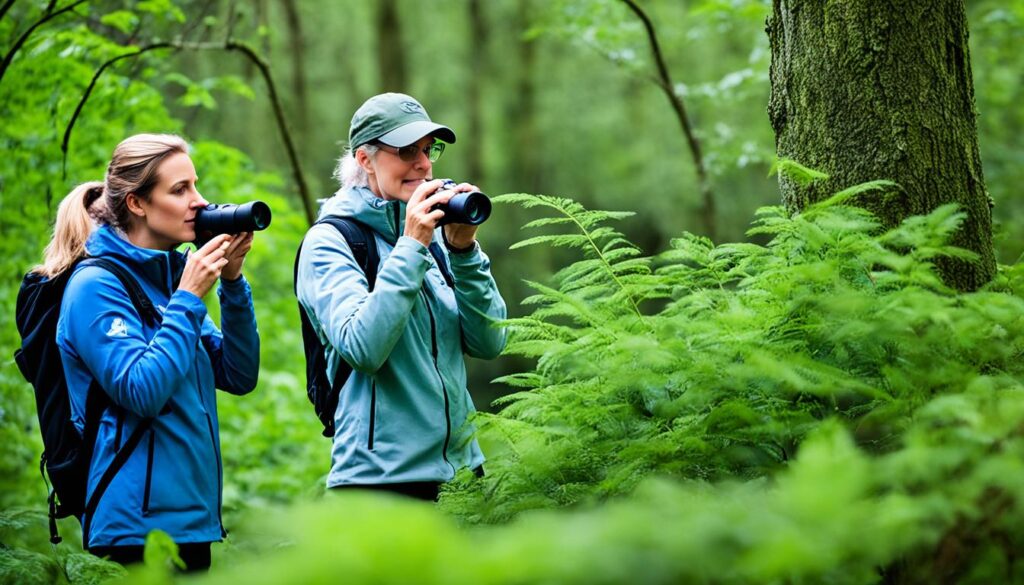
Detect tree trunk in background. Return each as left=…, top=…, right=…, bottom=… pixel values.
left=767, top=0, right=995, bottom=290
left=510, top=0, right=540, bottom=193
left=281, top=0, right=309, bottom=143
left=376, top=0, right=407, bottom=91
left=466, top=0, right=486, bottom=182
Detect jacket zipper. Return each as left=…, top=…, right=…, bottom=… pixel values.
left=141, top=429, right=155, bottom=515
left=114, top=411, right=124, bottom=453
left=391, top=202, right=401, bottom=240
left=196, top=358, right=226, bottom=538
left=368, top=381, right=377, bottom=450
left=420, top=288, right=454, bottom=474
left=205, top=413, right=226, bottom=538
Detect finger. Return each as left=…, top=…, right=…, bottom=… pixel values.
left=409, top=179, right=445, bottom=206
left=425, top=208, right=446, bottom=225
left=203, top=244, right=228, bottom=265
left=209, top=257, right=230, bottom=274
left=453, top=182, right=479, bottom=193
left=418, top=191, right=453, bottom=212
left=195, top=234, right=232, bottom=257
left=223, top=235, right=245, bottom=257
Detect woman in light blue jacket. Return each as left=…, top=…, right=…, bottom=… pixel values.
left=53, top=134, right=259, bottom=570
left=297, top=93, right=507, bottom=500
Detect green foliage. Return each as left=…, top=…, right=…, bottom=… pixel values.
left=769, top=157, right=831, bottom=186
left=143, top=530, right=185, bottom=571
left=439, top=192, right=1024, bottom=534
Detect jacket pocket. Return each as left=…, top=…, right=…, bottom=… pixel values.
left=141, top=429, right=155, bottom=516
left=367, top=381, right=377, bottom=451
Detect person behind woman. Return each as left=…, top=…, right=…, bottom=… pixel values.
left=296, top=93, right=507, bottom=501
left=46, top=134, right=260, bottom=571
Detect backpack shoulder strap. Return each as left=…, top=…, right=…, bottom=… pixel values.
left=65, top=257, right=156, bottom=546
left=315, top=216, right=380, bottom=292
left=427, top=242, right=455, bottom=288
left=80, top=257, right=161, bottom=325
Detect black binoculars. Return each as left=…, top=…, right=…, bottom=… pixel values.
left=194, top=201, right=272, bottom=242
left=434, top=180, right=491, bottom=226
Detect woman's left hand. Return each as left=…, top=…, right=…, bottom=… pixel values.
left=220, top=231, right=254, bottom=281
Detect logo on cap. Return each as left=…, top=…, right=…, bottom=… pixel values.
left=400, top=101, right=424, bottom=114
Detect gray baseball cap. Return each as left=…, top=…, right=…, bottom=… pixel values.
left=348, top=93, right=456, bottom=149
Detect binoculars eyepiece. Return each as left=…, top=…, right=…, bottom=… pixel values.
left=433, top=180, right=491, bottom=226
left=194, top=201, right=272, bottom=242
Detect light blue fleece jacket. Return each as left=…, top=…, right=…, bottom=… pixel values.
left=56, top=225, right=259, bottom=547
left=296, top=186, right=507, bottom=486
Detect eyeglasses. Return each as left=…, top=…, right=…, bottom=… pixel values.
left=373, top=141, right=445, bottom=163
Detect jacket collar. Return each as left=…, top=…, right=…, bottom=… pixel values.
left=319, top=186, right=409, bottom=245
left=86, top=225, right=186, bottom=295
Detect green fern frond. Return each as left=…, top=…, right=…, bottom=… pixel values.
left=509, top=234, right=592, bottom=251
left=804, top=180, right=899, bottom=214
left=769, top=158, right=830, bottom=185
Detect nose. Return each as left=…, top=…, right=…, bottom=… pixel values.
left=193, top=190, right=209, bottom=208
left=414, top=148, right=432, bottom=171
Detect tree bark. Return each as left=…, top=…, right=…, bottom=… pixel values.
left=376, top=0, right=406, bottom=91
left=281, top=0, right=309, bottom=141
left=768, top=0, right=995, bottom=290
left=466, top=0, right=486, bottom=182
left=509, top=0, right=540, bottom=193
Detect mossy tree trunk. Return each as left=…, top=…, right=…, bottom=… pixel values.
left=767, top=0, right=995, bottom=290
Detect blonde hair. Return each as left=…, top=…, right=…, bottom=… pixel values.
left=333, top=143, right=380, bottom=191
left=33, top=133, right=189, bottom=277
left=33, top=182, right=106, bottom=277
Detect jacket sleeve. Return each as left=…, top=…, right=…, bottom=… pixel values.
left=296, top=225, right=432, bottom=374
left=446, top=242, right=508, bottom=359
left=199, top=275, right=260, bottom=395
left=57, top=265, right=207, bottom=418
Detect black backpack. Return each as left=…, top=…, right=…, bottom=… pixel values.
left=14, top=257, right=160, bottom=544
left=294, top=216, right=454, bottom=438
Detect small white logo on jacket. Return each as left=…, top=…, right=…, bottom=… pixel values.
left=106, top=318, right=128, bottom=338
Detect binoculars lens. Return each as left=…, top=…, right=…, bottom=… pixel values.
left=194, top=200, right=272, bottom=242
left=249, top=202, right=272, bottom=230
left=434, top=180, right=491, bottom=226
left=448, top=192, right=491, bottom=226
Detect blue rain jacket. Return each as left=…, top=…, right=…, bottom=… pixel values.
left=296, top=186, right=507, bottom=487
left=56, top=225, right=259, bottom=547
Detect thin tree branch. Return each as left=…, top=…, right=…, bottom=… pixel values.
left=61, top=42, right=173, bottom=178
left=618, top=0, right=716, bottom=240
left=0, top=0, right=19, bottom=24
left=223, top=39, right=313, bottom=224
left=61, top=39, right=315, bottom=225
left=0, top=0, right=89, bottom=87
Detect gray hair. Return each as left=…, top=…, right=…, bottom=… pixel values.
left=333, top=143, right=380, bottom=191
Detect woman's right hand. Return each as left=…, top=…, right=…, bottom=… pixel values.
left=178, top=234, right=234, bottom=298
left=404, top=179, right=452, bottom=247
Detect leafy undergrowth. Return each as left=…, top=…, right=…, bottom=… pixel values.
left=440, top=189, right=1024, bottom=525
left=4, top=191, right=1024, bottom=583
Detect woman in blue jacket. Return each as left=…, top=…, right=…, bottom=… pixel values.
left=48, top=134, right=259, bottom=570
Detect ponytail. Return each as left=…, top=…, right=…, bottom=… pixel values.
left=33, top=181, right=105, bottom=277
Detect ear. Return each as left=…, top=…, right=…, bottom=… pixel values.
left=355, top=148, right=375, bottom=175
left=125, top=193, right=147, bottom=218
